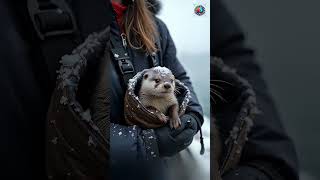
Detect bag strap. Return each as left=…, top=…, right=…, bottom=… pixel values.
left=27, top=0, right=78, bottom=40
left=28, top=0, right=81, bottom=89
left=152, top=30, right=163, bottom=67
left=110, top=32, right=136, bottom=87
left=147, top=22, right=162, bottom=68
left=109, top=9, right=163, bottom=87
left=110, top=34, right=162, bottom=88
left=28, top=0, right=113, bottom=136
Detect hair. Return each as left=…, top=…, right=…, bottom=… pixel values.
left=121, top=0, right=158, bottom=55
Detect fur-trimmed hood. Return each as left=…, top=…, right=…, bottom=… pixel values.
left=122, top=0, right=161, bottom=14
left=147, top=0, right=161, bottom=14
left=211, top=57, right=260, bottom=179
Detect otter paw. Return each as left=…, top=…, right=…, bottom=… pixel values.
left=170, top=117, right=181, bottom=129
left=159, top=114, right=169, bottom=123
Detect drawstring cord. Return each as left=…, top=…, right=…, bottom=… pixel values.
left=188, top=119, right=205, bottom=155
left=199, top=126, right=205, bottom=155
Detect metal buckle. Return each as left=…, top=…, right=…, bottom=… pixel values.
left=28, top=0, right=78, bottom=40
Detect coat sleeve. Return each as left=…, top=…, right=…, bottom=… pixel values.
left=110, top=123, right=160, bottom=161
left=156, top=18, right=204, bottom=128
left=110, top=125, right=167, bottom=180
left=212, top=0, right=299, bottom=180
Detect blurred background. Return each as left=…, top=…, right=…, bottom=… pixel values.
left=158, top=0, right=210, bottom=180
left=223, top=0, right=320, bottom=179
left=158, top=0, right=210, bottom=118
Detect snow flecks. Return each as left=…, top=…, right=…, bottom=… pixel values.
left=227, top=126, right=239, bottom=143
left=88, top=136, right=96, bottom=147
left=244, top=116, right=254, bottom=132
left=50, top=119, right=56, bottom=125
left=51, top=137, right=58, bottom=145
left=126, top=71, right=143, bottom=103
left=91, top=124, right=100, bottom=131
left=250, top=106, right=261, bottom=116
left=152, top=66, right=173, bottom=76
left=60, top=96, right=68, bottom=105
left=74, top=106, right=81, bottom=113
left=60, top=54, right=79, bottom=67
left=118, top=132, right=122, bottom=136
left=236, top=149, right=241, bottom=154
left=81, top=110, right=91, bottom=122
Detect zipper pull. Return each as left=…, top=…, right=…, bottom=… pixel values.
left=121, top=33, right=127, bottom=48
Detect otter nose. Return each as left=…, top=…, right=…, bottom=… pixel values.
left=164, top=83, right=171, bottom=89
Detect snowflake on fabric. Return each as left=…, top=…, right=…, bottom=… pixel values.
left=153, top=66, right=173, bottom=76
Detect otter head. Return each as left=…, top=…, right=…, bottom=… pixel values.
left=140, top=67, right=176, bottom=98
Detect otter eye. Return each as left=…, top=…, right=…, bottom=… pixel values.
left=155, top=79, right=160, bottom=83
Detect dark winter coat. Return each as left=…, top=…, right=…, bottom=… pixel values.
left=212, top=0, right=299, bottom=179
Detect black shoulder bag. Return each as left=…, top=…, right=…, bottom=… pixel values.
left=28, top=0, right=112, bottom=179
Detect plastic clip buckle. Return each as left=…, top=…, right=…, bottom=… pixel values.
left=118, top=59, right=134, bottom=75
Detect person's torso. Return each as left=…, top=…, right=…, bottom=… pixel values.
left=109, top=17, right=163, bottom=124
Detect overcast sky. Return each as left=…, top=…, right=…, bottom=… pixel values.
left=157, top=0, right=210, bottom=55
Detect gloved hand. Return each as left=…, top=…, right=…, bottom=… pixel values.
left=154, top=114, right=199, bottom=157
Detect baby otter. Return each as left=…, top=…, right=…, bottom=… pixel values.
left=139, top=67, right=181, bottom=129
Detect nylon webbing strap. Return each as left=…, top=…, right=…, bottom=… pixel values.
left=28, top=0, right=80, bottom=89
left=150, top=32, right=162, bottom=67
left=28, top=0, right=113, bottom=86
left=109, top=34, right=161, bottom=88
left=28, top=0, right=113, bottom=135
left=153, top=24, right=163, bottom=67
left=110, top=33, right=135, bottom=87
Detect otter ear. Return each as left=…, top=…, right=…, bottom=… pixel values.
left=143, top=73, right=149, bottom=79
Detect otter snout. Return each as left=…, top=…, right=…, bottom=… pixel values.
left=164, top=82, right=172, bottom=89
